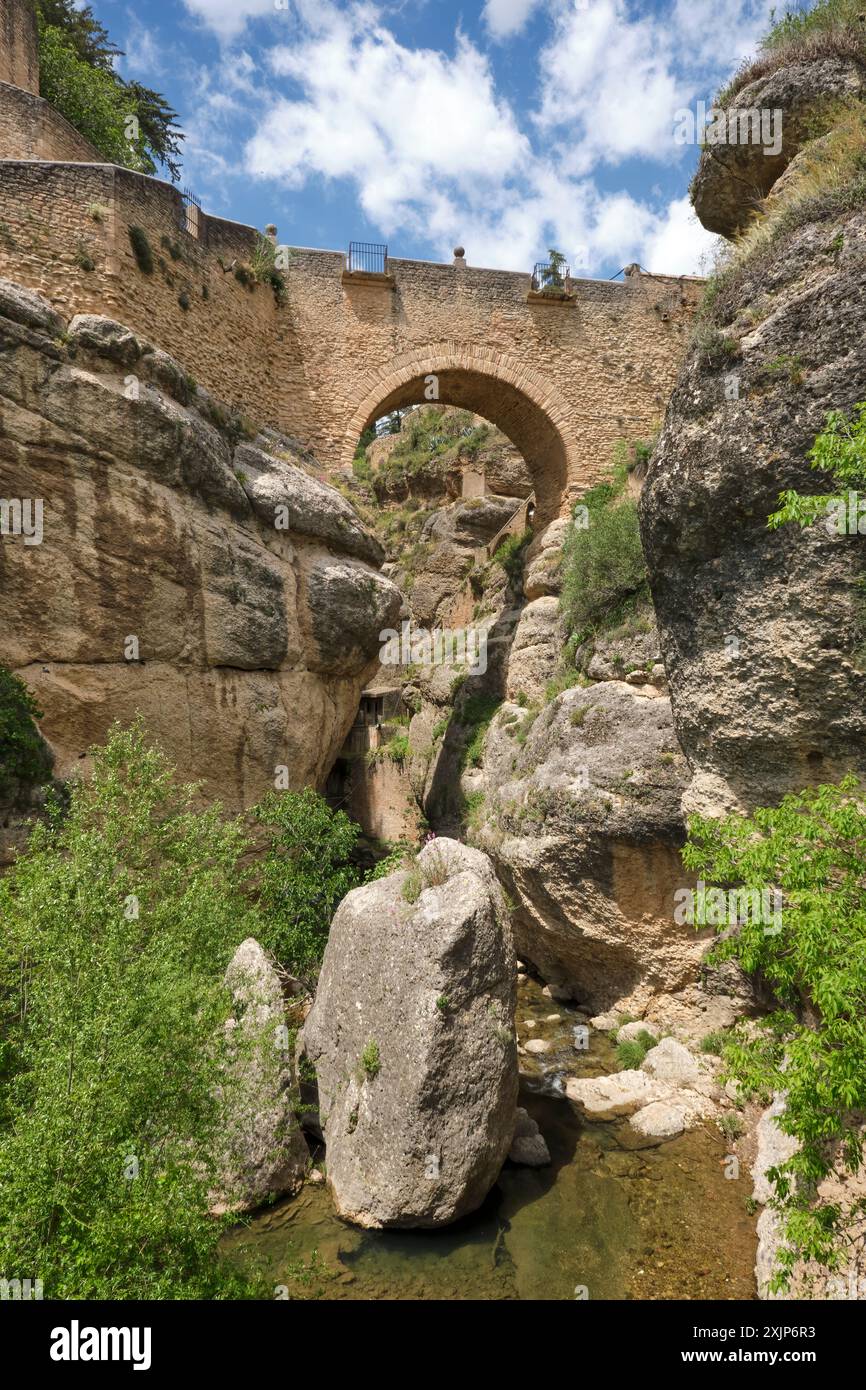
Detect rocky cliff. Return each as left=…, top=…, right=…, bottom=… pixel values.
left=641, top=48, right=866, bottom=816
left=0, top=278, right=401, bottom=821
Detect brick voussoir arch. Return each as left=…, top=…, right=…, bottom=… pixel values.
left=342, top=343, right=575, bottom=524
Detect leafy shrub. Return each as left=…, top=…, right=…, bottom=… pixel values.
left=683, top=776, right=866, bottom=1288
left=560, top=459, right=650, bottom=637
left=254, top=788, right=361, bottom=978
left=0, top=666, right=52, bottom=797
left=769, top=400, right=866, bottom=530
left=0, top=723, right=263, bottom=1298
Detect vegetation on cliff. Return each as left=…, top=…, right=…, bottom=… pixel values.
left=560, top=449, right=650, bottom=640
left=0, top=664, right=52, bottom=798
left=684, top=778, right=866, bottom=1290
left=720, top=0, right=866, bottom=107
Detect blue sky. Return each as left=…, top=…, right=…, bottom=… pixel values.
left=94, top=0, right=779, bottom=276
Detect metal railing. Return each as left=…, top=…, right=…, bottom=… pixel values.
left=531, top=261, right=570, bottom=293
left=347, top=240, right=388, bottom=274
left=179, top=186, right=201, bottom=239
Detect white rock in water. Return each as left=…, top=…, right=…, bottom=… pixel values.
left=630, top=1100, right=687, bottom=1140
left=304, top=838, right=518, bottom=1229
left=641, top=1037, right=701, bottom=1088
left=566, top=1070, right=667, bottom=1119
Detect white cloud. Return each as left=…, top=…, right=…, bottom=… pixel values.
left=181, top=0, right=283, bottom=43
left=120, top=13, right=164, bottom=77
left=639, top=195, right=719, bottom=276
left=482, top=0, right=545, bottom=41
left=247, top=14, right=530, bottom=230
left=535, top=0, right=687, bottom=171
left=185, top=0, right=767, bottom=276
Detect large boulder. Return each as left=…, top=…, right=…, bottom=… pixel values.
left=235, top=442, right=384, bottom=567
left=691, top=58, right=866, bottom=238
left=212, top=939, right=309, bottom=1213
left=303, top=837, right=518, bottom=1228
left=473, top=681, right=701, bottom=1012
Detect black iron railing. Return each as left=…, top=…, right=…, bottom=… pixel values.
left=347, top=240, right=388, bottom=274
left=179, top=186, right=202, bottom=238
left=531, top=260, right=570, bottom=293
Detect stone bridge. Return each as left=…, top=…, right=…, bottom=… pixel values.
left=0, top=0, right=702, bottom=527
left=281, top=249, right=702, bottom=525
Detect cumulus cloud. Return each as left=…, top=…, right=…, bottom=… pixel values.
left=181, top=0, right=283, bottom=43
left=177, top=0, right=766, bottom=275
left=247, top=13, right=530, bottom=230
left=482, top=0, right=545, bottom=41
left=638, top=195, right=719, bottom=275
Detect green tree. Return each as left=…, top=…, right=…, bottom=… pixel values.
left=0, top=664, right=52, bottom=797
left=36, top=3, right=183, bottom=179
left=683, top=776, right=866, bottom=1289
left=0, top=723, right=263, bottom=1298
left=769, top=400, right=866, bottom=531
left=254, top=788, right=361, bottom=980
left=540, top=247, right=567, bottom=294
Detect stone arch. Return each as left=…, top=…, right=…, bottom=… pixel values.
left=342, top=343, right=573, bottom=527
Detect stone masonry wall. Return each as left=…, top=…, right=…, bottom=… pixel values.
left=0, top=81, right=104, bottom=162
left=0, top=156, right=700, bottom=500
left=0, top=0, right=38, bottom=94
left=0, top=161, right=280, bottom=419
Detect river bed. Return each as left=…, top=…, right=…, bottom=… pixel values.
left=223, top=978, right=757, bottom=1300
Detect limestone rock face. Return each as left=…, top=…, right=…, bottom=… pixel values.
left=752, top=1094, right=800, bottom=1207
left=505, top=597, right=565, bottom=704
left=474, top=681, right=701, bottom=1013
left=212, top=938, right=309, bottom=1214
left=303, top=837, right=518, bottom=1228
left=524, top=519, right=566, bottom=601
left=691, top=58, right=866, bottom=237
left=235, top=442, right=384, bottom=568
left=406, top=495, right=520, bottom=628
left=642, top=115, right=866, bottom=814
left=0, top=283, right=400, bottom=816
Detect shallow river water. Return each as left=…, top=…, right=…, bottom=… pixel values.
left=224, top=979, right=757, bottom=1300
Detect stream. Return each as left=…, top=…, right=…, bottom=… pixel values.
left=223, top=978, right=757, bottom=1300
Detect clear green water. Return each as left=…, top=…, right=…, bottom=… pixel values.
left=224, top=980, right=757, bottom=1301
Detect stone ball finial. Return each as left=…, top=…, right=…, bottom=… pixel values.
left=454, top=246, right=465, bottom=259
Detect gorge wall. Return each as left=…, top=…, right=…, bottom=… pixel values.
left=0, top=280, right=401, bottom=829
left=641, top=47, right=866, bottom=817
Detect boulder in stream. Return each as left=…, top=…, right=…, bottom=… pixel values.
left=303, top=838, right=518, bottom=1228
